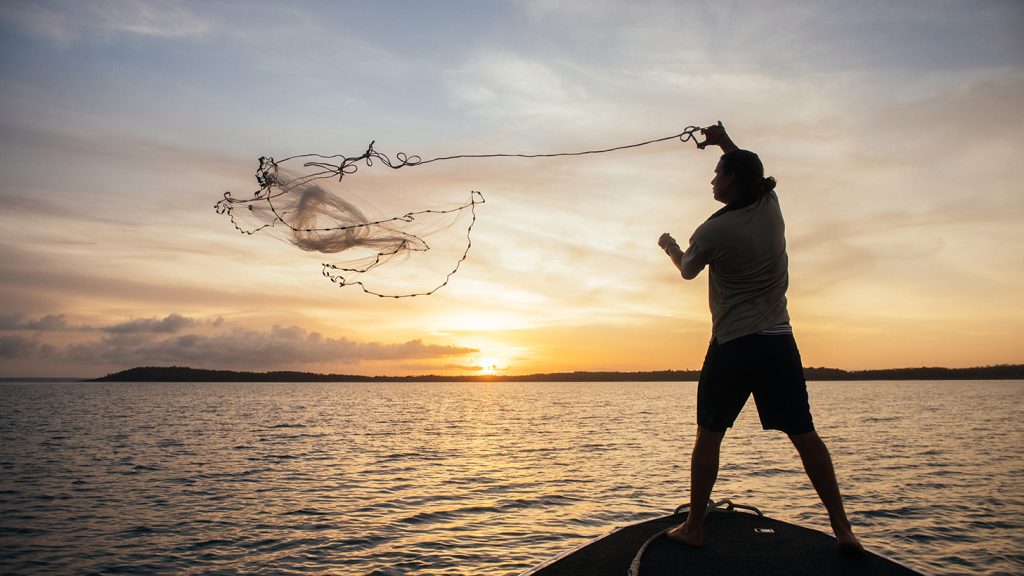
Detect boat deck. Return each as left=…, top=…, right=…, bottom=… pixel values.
left=525, top=501, right=925, bottom=576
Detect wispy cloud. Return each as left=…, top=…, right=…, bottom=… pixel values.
left=447, top=49, right=597, bottom=125
left=0, top=0, right=211, bottom=45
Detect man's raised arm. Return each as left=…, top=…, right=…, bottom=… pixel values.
left=700, top=121, right=738, bottom=154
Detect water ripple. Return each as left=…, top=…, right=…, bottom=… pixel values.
left=1, top=380, right=1021, bottom=575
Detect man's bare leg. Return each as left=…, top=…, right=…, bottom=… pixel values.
left=667, top=426, right=725, bottom=546
left=789, top=431, right=863, bottom=552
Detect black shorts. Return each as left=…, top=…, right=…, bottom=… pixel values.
left=697, top=333, right=815, bottom=435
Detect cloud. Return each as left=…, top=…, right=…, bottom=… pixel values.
left=0, top=312, right=202, bottom=334
left=66, top=324, right=476, bottom=370
left=0, top=314, right=25, bottom=331
left=0, top=313, right=70, bottom=331
left=0, top=195, right=101, bottom=222
left=102, top=313, right=196, bottom=334
left=0, top=0, right=211, bottom=44
left=522, top=1, right=1023, bottom=74
left=447, top=49, right=598, bottom=124
left=0, top=311, right=477, bottom=371
left=0, top=335, right=38, bottom=359
left=0, top=335, right=56, bottom=359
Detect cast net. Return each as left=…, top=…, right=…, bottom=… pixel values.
left=215, top=127, right=707, bottom=298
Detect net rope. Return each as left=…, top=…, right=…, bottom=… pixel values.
left=215, top=126, right=708, bottom=298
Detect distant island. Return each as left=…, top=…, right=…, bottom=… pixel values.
left=92, top=364, right=1024, bottom=382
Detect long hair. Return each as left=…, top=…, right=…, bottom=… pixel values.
left=720, top=149, right=776, bottom=203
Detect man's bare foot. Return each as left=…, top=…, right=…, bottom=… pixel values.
left=665, top=522, right=703, bottom=547
left=835, top=530, right=863, bottom=554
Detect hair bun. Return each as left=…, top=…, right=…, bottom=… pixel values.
left=763, top=176, right=777, bottom=192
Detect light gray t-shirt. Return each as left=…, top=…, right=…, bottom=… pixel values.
left=679, top=190, right=790, bottom=343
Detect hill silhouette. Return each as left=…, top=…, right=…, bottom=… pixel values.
left=92, top=364, right=1024, bottom=382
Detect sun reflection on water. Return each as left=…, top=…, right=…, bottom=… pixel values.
left=1, top=380, right=1021, bottom=575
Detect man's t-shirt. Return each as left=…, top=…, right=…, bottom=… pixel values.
left=679, top=190, right=790, bottom=343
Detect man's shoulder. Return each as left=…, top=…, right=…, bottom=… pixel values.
left=693, top=209, right=735, bottom=237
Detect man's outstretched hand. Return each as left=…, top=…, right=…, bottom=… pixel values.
left=698, top=121, right=737, bottom=153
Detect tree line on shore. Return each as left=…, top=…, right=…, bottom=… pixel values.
left=93, top=364, right=1024, bottom=382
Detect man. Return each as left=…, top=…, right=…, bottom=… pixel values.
left=658, top=123, right=863, bottom=552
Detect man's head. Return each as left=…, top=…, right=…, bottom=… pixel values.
left=712, top=149, right=775, bottom=205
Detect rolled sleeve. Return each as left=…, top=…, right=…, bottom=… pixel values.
left=679, top=238, right=708, bottom=280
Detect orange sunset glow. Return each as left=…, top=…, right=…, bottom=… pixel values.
left=1, top=3, right=1022, bottom=378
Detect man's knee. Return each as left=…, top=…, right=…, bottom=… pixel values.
left=788, top=430, right=818, bottom=442
left=696, top=425, right=726, bottom=446
left=788, top=430, right=829, bottom=455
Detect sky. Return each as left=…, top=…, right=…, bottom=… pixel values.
left=1, top=0, right=1022, bottom=378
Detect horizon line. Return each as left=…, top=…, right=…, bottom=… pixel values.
left=65, top=363, right=1024, bottom=383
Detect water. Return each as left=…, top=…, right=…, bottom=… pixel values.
left=1, top=380, right=1022, bottom=576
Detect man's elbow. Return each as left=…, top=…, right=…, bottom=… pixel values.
left=680, top=268, right=700, bottom=280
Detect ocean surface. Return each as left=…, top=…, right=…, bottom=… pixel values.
left=1, top=380, right=1022, bottom=576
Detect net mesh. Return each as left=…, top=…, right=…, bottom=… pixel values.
left=215, top=127, right=706, bottom=297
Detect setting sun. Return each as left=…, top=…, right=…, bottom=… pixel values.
left=474, top=356, right=503, bottom=375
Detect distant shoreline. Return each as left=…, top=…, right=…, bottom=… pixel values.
left=86, top=365, right=1024, bottom=382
